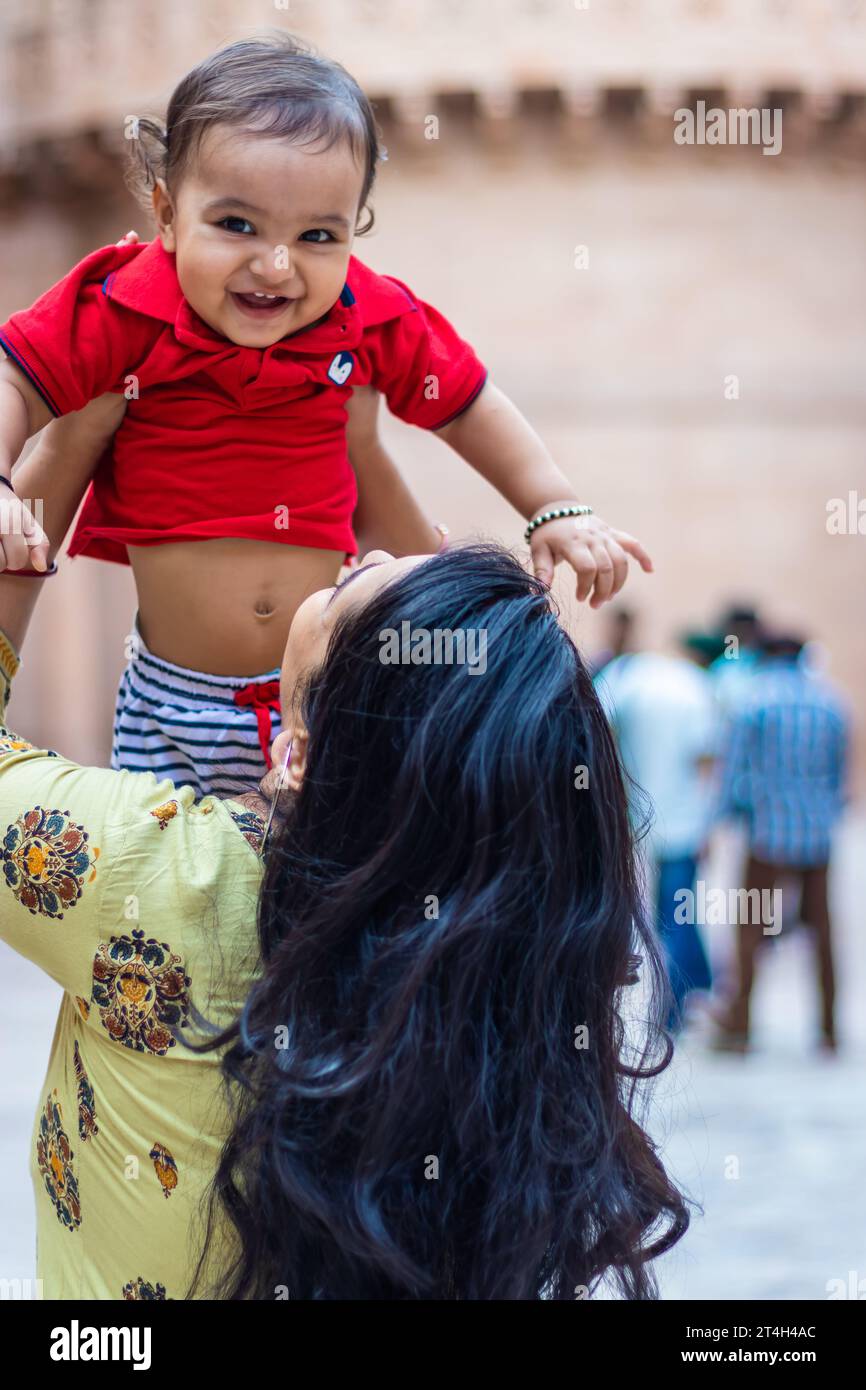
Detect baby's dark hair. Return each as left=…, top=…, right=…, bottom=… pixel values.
left=128, top=30, right=383, bottom=235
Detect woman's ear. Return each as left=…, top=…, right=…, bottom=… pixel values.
left=152, top=179, right=177, bottom=253
left=285, top=726, right=308, bottom=792
left=269, top=725, right=308, bottom=794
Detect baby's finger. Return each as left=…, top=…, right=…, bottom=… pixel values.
left=591, top=540, right=629, bottom=608
left=116, top=229, right=140, bottom=247
left=587, top=541, right=616, bottom=608
left=612, top=529, right=654, bottom=573
left=607, top=539, right=630, bottom=600
left=531, top=536, right=556, bottom=588
left=563, top=541, right=596, bottom=603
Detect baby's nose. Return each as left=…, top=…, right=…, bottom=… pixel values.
left=249, top=248, right=293, bottom=287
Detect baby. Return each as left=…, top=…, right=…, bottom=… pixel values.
left=0, top=32, right=650, bottom=799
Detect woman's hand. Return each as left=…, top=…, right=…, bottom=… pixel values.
left=0, top=489, right=50, bottom=572
left=529, top=507, right=653, bottom=607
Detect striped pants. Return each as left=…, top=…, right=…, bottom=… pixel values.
left=111, top=615, right=281, bottom=800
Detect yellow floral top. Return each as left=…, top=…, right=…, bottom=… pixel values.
left=0, top=628, right=266, bottom=1300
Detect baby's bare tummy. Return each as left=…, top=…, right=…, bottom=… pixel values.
left=127, top=538, right=345, bottom=675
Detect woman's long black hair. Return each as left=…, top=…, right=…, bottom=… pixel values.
left=189, top=543, right=689, bottom=1299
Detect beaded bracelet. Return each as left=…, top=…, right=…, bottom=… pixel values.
left=524, top=504, right=592, bottom=544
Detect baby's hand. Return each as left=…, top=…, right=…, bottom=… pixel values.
left=529, top=506, right=653, bottom=607
left=0, top=485, right=50, bottom=572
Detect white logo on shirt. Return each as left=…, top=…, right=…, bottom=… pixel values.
left=327, top=351, right=354, bottom=386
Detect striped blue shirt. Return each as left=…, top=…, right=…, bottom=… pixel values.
left=716, top=657, right=849, bottom=866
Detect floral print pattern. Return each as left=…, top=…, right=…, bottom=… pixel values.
left=150, top=800, right=179, bottom=830
left=91, top=929, right=192, bottom=1055
left=2, top=806, right=99, bottom=919
left=73, top=1040, right=98, bottom=1142
left=36, top=1089, right=81, bottom=1231
left=149, top=1142, right=178, bottom=1199
left=228, top=806, right=265, bottom=853
left=122, top=1277, right=168, bottom=1300
left=0, top=732, right=58, bottom=757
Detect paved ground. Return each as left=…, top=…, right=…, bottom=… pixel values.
left=2, top=816, right=863, bottom=1299
left=651, top=814, right=866, bottom=1301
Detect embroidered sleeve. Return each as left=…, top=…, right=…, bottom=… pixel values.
left=0, top=623, right=260, bottom=1024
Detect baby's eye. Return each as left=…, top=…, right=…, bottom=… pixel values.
left=218, top=216, right=255, bottom=236
left=300, top=229, right=335, bottom=244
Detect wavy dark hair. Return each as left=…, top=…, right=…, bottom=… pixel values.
left=188, top=543, right=689, bottom=1299
left=128, top=30, right=383, bottom=235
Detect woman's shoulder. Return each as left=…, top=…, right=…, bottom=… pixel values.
left=108, top=772, right=267, bottom=884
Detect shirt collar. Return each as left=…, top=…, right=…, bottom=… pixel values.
left=101, top=239, right=367, bottom=356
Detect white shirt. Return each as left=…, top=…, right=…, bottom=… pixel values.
left=595, top=653, right=720, bottom=859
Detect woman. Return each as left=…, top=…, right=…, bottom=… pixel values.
left=0, top=405, right=687, bottom=1301
left=189, top=543, right=689, bottom=1300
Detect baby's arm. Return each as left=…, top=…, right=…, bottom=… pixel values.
left=0, top=359, right=54, bottom=571
left=347, top=386, right=443, bottom=557
left=434, top=380, right=653, bottom=606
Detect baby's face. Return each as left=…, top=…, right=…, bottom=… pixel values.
left=154, top=124, right=365, bottom=347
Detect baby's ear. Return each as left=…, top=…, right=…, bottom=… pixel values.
left=151, top=180, right=177, bottom=252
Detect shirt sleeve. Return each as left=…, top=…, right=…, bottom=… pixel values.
left=362, top=276, right=489, bottom=431
left=0, top=245, right=143, bottom=417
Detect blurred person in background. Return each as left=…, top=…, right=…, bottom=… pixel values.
left=708, top=603, right=764, bottom=721
left=711, top=632, right=851, bottom=1054
left=595, top=636, right=719, bottom=1032
left=680, top=630, right=728, bottom=673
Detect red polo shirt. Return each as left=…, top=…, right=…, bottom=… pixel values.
left=0, top=240, right=488, bottom=563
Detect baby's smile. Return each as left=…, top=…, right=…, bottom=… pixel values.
left=228, top=289, right=300, bottom=322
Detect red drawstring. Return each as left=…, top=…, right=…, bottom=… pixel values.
left=233, top=679, right=281, bottom=770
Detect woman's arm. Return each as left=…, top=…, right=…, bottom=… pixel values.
left=0, top=393, right=126, bottom=651
left=347, top=386, right=442, bottom=557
